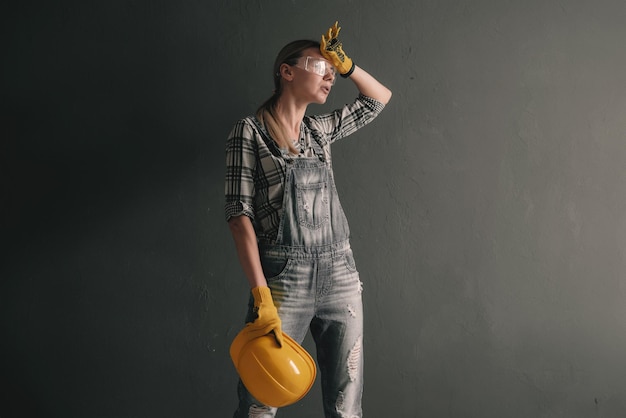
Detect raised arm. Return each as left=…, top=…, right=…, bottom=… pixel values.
left=321, top=21, right=392, bottom=104
left=348, top=65, right=392, bottom=105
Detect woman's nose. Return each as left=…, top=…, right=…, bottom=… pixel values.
left=324, top=70, right=336, bottom=85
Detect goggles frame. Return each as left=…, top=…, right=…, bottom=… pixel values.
left=297, top=56, right=336, bottom=84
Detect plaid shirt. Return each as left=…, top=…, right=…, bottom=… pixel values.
left=224, top=94, right=385, bottom=242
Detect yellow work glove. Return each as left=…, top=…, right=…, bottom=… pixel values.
left=242, top=286, right=283, bottom=347
left=320, top=21, right=355, bottom=78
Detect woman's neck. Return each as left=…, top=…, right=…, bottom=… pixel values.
left=275, top=96, right=307, bottom=139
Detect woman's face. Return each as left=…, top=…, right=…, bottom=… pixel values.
left=289, top=48, right=336, bottom=104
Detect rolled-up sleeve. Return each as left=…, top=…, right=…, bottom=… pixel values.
left=309, top=94, right=386, bottom=143
left=224, top=120, right=257, bottom=222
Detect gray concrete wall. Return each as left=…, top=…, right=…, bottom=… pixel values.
left=2, top=1, right=625, bottom=417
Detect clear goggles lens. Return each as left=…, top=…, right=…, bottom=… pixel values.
left=300, top=56, right=336, bottom=84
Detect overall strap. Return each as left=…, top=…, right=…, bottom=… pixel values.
left=302, top=117, right=330, bottom=162
left=247, top=116, right=284, bottom=158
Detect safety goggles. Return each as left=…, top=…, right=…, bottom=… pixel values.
left=296, top=56, right=336, bottom=84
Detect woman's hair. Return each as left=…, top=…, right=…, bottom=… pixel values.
left=256, top=39, right=320, bottom=154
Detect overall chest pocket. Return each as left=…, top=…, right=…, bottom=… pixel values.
left=295, top=181, right=330, bottom=229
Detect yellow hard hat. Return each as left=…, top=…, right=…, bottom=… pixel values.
left=230, top=329, right=317, bottom=407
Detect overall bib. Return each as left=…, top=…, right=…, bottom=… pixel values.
left=234, top=119, right=364, bottom=418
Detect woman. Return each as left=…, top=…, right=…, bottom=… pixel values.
left=225, top=22, right=392, bottom=417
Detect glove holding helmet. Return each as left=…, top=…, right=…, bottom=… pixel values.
left=229, top=286, right=317, bottom=407
left=320, top=21, right=356, bottom=78
left=239, top=286, right=283, bottom=347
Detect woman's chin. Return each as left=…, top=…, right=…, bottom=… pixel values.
left=315, top=95, right=329, bottom=105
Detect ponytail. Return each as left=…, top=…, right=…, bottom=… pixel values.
left=256, top=95, right=298, bottom=155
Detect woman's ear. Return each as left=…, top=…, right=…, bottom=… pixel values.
left=279, top=63, right=294, bottom=82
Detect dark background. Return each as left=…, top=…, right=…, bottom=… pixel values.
left=2, top=1, right=625, bottom=417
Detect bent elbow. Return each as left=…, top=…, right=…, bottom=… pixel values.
left=381, top=88, right=392, bottom=105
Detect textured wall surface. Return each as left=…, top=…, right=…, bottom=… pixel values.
left=2, top=1, right=626, bottom=417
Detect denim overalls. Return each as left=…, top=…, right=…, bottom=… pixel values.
left=234, top=118, right=364, bottom=418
